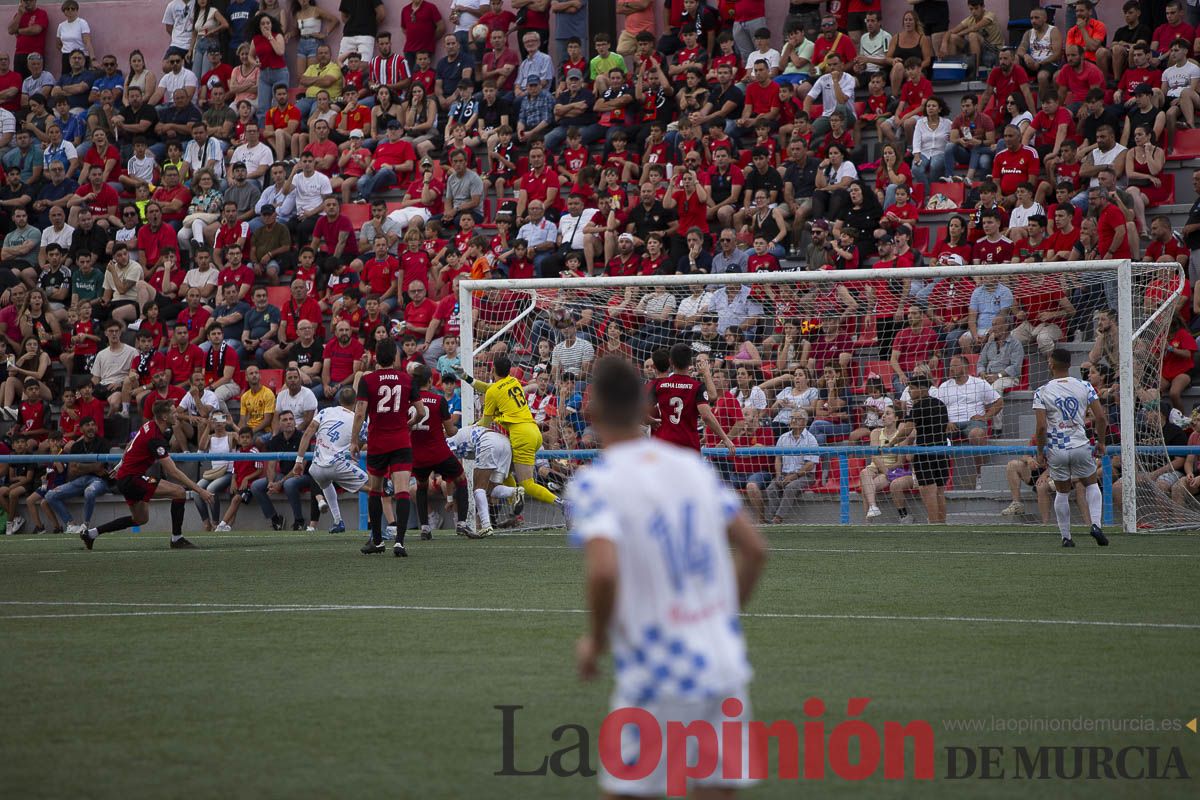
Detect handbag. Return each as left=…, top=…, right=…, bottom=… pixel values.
left=202, top=465, right=228, bottom=482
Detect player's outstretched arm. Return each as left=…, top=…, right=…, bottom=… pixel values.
left=577, top=537, right=618, bottom=682
left=727, top=510, right=768, bottom=608
left=699, top=402, right=736, bottom=456
left=349, top=400, right=368, bottom=459
left=161, top=457, right=214, bottom=505
left=293, top=417, right=320, bottom=476
left=1089, top=399, right=1108, bottom=455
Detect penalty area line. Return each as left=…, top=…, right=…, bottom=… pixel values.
left=0, top=601, right=1195, bottom=630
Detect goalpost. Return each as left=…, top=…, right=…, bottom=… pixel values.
left=459, top=261, right=1196, bottom=534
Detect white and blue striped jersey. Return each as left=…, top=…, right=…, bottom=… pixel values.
left=566, top=439, right=750, bottom=705
left=447, top=425, right=501, bottom=458
left=312, top=406, right=356, bottom=467
left=1033, top=377, right=1099, bottom=451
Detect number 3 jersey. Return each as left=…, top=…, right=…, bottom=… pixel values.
left=312, top=405, right=356, bottom=467
left=356, top=368, right=414, bottom=452
left=649, top=373, right=708, bottom=451
left=1033, top=376, right=1098, bottom=451
left=566, top=439, right=750, bottom=704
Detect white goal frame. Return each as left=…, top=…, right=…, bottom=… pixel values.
left=460, top=260, right=1185, bottom=534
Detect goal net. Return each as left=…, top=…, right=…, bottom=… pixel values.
left=458, top=261, right=1197, bottom=534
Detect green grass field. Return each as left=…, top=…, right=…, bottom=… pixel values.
left=2, top=525, right=1198, bottom=799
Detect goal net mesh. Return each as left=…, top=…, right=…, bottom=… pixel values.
left=459, top=263, right=1197, bottom=533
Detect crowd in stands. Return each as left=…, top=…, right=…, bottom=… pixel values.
left=0, top=0, right=1197, bottom=531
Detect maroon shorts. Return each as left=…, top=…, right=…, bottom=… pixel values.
left=116, top=474, right=159, bottom=506
left=366, top=447, right=413, bottom=477
left=413, top=455, right=464, bottom=482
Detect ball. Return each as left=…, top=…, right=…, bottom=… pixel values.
left=472, top=23, right=490, bottom=41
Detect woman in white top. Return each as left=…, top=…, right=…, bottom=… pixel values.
left=195, top=413, right=234, bottom=530
left=192, top=0, right=230, bottom=69
left=911, top=97, right=953, bottom=196
left=732, top=365, right=768, bottom=429
left=761, top=366, right=820, bottom=431
left=124, top=50, right=157, bottom=100
left=810, top=142, right=858, bottom=221
left=55, top=1, right=93, bottom=72
left=291, top=0, right=342, bottom=74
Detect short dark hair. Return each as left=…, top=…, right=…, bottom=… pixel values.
left=411, top=363, right=432, bottom=390
left=375, top=337, right=397, bottom=367
left=651, top=348, right=670, bottom=373
left=492, top=353, right=512, bottom=377
left=669, top=342, right=693, bottom=371
left=1049, top=348, right=1073, bottom=369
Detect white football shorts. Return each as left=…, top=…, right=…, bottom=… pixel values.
left=1047, top=446, right=1096, bottom=482
left=309, top=459, right=368, bottom=492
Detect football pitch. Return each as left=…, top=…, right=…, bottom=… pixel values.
left=2, top=525, right=1197, bottom=799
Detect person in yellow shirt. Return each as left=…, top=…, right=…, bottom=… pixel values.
left=239, top=365, right=277, bottom=443
left=462, top=353, right=561, bottom=507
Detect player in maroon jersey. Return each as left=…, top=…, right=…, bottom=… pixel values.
left=409, top=365, right=471, bottom=539
left=648, top=344, right=736, bottom=454
left=79, top=400, right=214, bottom=550
left=350, top=337, right=422, bottom=556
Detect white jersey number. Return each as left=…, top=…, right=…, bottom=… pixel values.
left=375, top=384, right=406, bottom=413
left=667, top=396, right=684, bottom=425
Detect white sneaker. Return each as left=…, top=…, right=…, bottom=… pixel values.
left=896, top=514, right=914, bottom=525
left=65, top=522, right=83, bottom=536
left=214, top=521, right=232, bottom=532
left=305, top=523, right=316, bottom=532
left=865, top=505, right=882, bottom=519
left=10, top=516, right=24, bottom=534
left=1001, top=501, right=1024, bottom=516
left=315, top=494, right=328, bottom=513
left=3, top=520, right=11, bottom=535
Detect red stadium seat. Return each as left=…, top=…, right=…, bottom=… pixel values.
left=812, top=456, right=840, bottom=494
left=863, top=360, right=893, bottom=383
left=1168, top=129, right=1200, bottom=161
left=907, top=183, right=925, bottom=207
left=911, top=226, right=930, bottom=254
left=852, top=316, right=878, bottom=351
left=258, top=369, right=284, bottom=392
left=846, top=458, right=866, bottom=491
left=266, top=286, right=291, bottom=309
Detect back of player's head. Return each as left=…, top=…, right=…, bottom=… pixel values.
left=411, top=363, right=432, bottom=390
left=668, top=342, right=693, bottom=371
left=375, top=336, right=397, bottom=367
left=338, top=386, right=357, bottom=407
left=650, top=347, right=670, bottom=373
left=1049, top=348, right=1072, bottom=371
left=492, top=353, right=512, bottom=377
left=591, top=357, right=645, bottom=429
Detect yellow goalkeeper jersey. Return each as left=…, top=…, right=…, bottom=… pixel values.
left=482, top=376, right=535, bottom=427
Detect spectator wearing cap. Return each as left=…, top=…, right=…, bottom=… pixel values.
left=1121, top=84, right=1166, bottom=149
left=543, top=68, right=598, bottom=151
left=516, top=75, right=554, bottom=144
left=355, top=118, right=416, bottom=200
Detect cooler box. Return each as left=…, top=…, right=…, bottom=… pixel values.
left=932, top=58, right=969, bottom=82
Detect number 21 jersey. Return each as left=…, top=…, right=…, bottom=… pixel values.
left=356, top=368, right=414, bottom=452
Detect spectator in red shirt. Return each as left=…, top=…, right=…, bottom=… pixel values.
left=164, top=323, right=205, bottom=385
left=320, top=319, right=365, bottom=401
left=664, top=169, right=710, bottom=247
left=400, top=0, right=445, bottom=66
left=311, top=196, right=361, bottom=276
left=810, top=13, right=858, bottom=75
left=150, top=165, right=191, bottom=226
left=972, top=210, right=1016, bottom=264
left=1145, top=215, right=1190, bottom=269
left=980, top=47, right=1035, bottom=126
left=1055, top=45, right=1105, bottom=112
left=362, top=235, right=401, bottom=311
left=1089, top=185, right=1132, bottom=261
left=1012, top=273, right=1073, bottom=354
left=403, top=281, right=437, bottom=349
left=889, top=306, right=940, bottom=393
left=355, top=119, right=416, bottom=200
left=68, top=165, right=120, bottom=229
left=736, top=59, right=780, bottom=140
left=992, top=125, right=1041, bottom=199
left=136, top=202, right=181, bottom=270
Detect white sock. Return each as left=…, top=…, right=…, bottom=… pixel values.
left=1054, top=492, right=1072, bottom=539
left=171, top=533, right=183, bottom=542
left=322, top=484, right=341, bottom=524
left=1085, top=483, right=1103, bottom=528
left=490, top=484, right=516, bottom=499
left=474, top=488, right=492, bottom=528
left=192, top=219, right=206, bottom=244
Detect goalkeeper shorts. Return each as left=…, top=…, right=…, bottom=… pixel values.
left=505, top=422, right=543, bottom=467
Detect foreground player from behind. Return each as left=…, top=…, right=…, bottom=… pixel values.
left=351, top=337, right=420, bottom=557
left=1034, top=348, right=1109, bottom=548
left=80, top=401, right=215, bottom=550
left=569, top=357, right=769, bottom=797
left=409, top=364, right=471, bottom=539
left=293, top=386, right=367, bottom=534
left=459, top=353, right=561, bottom=509
left=649, top=344, right=737, bottom=454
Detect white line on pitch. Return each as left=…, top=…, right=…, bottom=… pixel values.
left=0, top=601, right=1195, bottom=630
left=36, top=570, right=64, bottom=573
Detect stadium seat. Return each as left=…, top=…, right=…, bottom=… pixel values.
left=907, top=183, right=925, bottom=207
left=812, top=456, right=840, bottom=494
left=259, top=369, right=284, bottom=392
left=266, top=286, right=291, bottom=308
left=863, top=360, right=893, bottom=383
left=852, top=316, right=878, bottom=351
left=911, top=226, right=930, bottom=254
left=846, top=458, right=866, bottom=491
left=1168, top=129, right=1200, bottom=161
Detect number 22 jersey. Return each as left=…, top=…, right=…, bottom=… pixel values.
left=356, top=368, right=414, bottom=452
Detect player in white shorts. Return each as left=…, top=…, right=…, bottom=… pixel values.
left=293, top=386, right=367, bottom=534
left=568, top=357, right=769, bottom=798
left=1034, top=348, right=1110, bottom=548
left=448, top=425, right=521, bottom=536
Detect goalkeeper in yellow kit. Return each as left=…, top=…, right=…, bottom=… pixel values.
left=459, top=353, right=561, bottom=507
